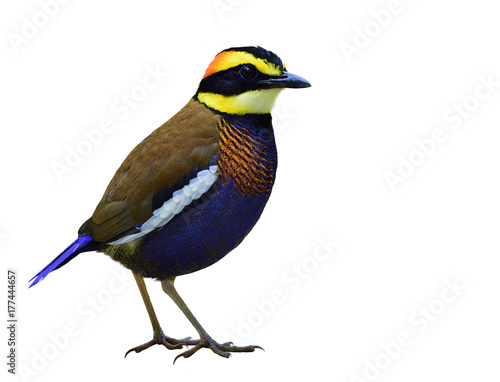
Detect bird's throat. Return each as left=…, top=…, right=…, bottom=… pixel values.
left=197, top=89, right=282, bottom=115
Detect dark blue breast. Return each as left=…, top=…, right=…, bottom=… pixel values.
left=139, top=114, right=278, bottom=279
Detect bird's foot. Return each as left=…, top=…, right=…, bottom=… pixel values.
left=173, top=335, right=263, bottom=364
left=125, top=333, right=199, bottom=357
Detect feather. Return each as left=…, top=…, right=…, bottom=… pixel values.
left=29, top=235, right=96, bottom=288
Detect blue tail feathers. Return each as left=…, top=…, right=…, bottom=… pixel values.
left=29, top=235, right=97, bottom=288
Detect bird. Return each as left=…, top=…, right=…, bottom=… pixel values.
left=30, top=46, right=311, bottom=362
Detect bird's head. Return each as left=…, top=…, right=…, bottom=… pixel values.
left=195, top=46, right=311, bottom=115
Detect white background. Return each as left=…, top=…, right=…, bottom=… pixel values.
left=1, top=0, right=500, bottom=381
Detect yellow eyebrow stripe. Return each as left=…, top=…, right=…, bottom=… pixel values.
left=203, top=51, right=282, bottom=79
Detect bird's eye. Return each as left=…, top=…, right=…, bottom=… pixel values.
left=239, top=65, right=257, bottom=80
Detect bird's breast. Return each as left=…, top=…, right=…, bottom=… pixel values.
left=130, top=115, right=278, bottom=279
left=216, top=116, right=278, bottom=197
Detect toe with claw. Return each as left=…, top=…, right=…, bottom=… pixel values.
left=125, top=333, right=199, bottom=357
left=173, top=335, right=263, bottom=364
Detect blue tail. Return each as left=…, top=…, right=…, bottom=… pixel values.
left=29, top=235, right=97, bottom=288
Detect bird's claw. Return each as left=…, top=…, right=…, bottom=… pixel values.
left=173, top=336, right=263, bottom=364
left=125, top=335, right=199, bottom=357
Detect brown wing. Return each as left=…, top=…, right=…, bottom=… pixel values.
left=86, top=98, right=221, bottom=243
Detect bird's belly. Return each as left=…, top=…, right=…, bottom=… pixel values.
left=137, top=178, right=271, bottom=279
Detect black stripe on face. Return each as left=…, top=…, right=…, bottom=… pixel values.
left=196, top=64, right=277, bottom=96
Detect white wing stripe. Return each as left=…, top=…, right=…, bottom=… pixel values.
left=108, top=166, right=219, bottom=245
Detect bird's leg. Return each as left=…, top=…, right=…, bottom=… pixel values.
left=124, top=272, right=198, bottom=357
left=161, top=277, right=263, bottom=363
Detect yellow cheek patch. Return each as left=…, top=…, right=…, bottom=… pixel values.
left=203, top=51, right=282, bottom=79
left=198, top=89, right=283, bottom=115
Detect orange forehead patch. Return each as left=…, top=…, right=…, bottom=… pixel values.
left=203, top=50, right=282, bottom=79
